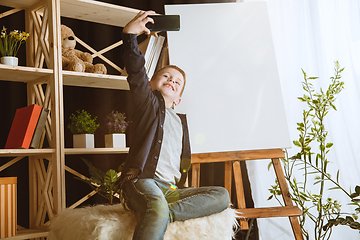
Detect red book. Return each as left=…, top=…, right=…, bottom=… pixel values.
left=5, top=104, right=43, bottom=149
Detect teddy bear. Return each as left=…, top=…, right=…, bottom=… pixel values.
left=61, top=24, right=107, bottom=74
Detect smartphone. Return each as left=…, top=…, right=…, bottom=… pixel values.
left=146, top=15, right=180, bottom=31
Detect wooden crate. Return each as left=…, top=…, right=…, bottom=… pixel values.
left=0, top=177, right=17, bottom=238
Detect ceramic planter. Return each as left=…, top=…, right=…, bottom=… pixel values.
left=105, top=133, right=126, bottom=148
left=73, top=134, right=94, bottom=148
left=1, top=56, right=18, bottom=66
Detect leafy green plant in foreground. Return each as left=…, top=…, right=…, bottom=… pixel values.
left=76, top=158, right=124, bottom=204
left=268, top=62, right=360, bottom=240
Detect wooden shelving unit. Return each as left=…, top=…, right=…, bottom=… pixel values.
left=0, top=1, right=139, bottom=239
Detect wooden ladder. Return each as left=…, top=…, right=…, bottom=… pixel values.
left=191, top=148, right=303, bottom=240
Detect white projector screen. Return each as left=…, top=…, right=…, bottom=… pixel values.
left=165, top=2, right=291, bottom=154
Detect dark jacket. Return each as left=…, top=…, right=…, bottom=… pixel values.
left=120, top=33, right=191, bottom=188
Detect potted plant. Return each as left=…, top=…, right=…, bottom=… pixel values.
left=104, top=110, right=129, bottom=148
left=68, top=109, right=99, bottom=148
left=0, top=26, right=30, bottom=66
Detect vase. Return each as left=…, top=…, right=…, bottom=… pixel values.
left=105, top=133, right=126, bottom=148
left=73, top=134, right=95, bottom=148
left=1, top=56, right=18, bottom=66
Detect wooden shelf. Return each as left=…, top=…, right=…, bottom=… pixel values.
left=0, top=148, right=129, bottom=157
left=2, top=228, right=48, bottom=240
left=65, top=147, right=129, bottom=155
left=63, top=70, right=129, bottom=90
left=0, top=0, right=40, bottom=9
left=0, top=148, right=54, bottom=157
left=0, top=64, right=52, bottom=83
left=0, top=65, right=129, bottom=90
left=60, top=0, right=139, bottom=27
left=1, top=0, right=139, bottom=28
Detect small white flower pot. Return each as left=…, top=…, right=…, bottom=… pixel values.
left=105, top=133, right=126, bottom=148
left=73, top=134, right=95, bottom=148
left=1, top=56, right=18, bottom=66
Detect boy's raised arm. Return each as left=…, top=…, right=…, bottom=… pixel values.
left=121, top=10, right=157, bottom=111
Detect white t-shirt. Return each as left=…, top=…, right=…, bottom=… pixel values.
left=155, top=107, right=182, bottom=185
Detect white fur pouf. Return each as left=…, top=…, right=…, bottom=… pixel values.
left=48, top=204, right=239, bottom=240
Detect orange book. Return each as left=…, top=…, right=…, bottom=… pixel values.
left=5, top=104, right=43, bottom=149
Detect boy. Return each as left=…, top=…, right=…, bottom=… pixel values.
left=120, top=11, right=230, bottom=240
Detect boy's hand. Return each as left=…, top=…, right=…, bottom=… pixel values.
left=123, top=10, right=156, bottom=35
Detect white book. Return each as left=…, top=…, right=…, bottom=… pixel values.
left=148, top=35, right=165, bottom=79
left=144, top=35, right=156, bottom=71
left=145, top=36, right=159, bottom=74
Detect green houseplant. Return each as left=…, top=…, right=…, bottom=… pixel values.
left=68, top=110, right=99, bottom=148
left=0, top=26, right=29, bottom=66
left=76, top=158, right=124, bottom=204
left=104, top=110, right=129, bottom=148
left=268, top=62, right=360, bottom=239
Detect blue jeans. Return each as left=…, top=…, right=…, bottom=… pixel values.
left=122, top=177, right=230, bottom=240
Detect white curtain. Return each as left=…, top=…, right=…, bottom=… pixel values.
left=241, top=0, right=360, bottom=239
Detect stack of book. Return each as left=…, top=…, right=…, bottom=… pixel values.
left=5, top=104, right=49, bottom=149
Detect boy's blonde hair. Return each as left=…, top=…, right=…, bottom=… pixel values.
left=150, top=65, right=186, bottom=96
